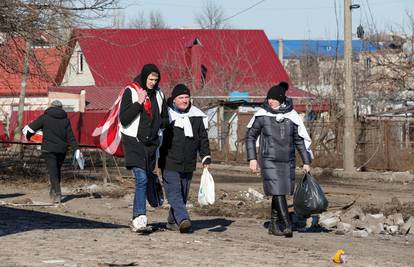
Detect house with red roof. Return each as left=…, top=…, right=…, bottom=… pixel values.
left=45, top=28, right=329, bottom=149
left=0, top=29, right=328, bottom=146
left=53, top=28, right=317, bottom=112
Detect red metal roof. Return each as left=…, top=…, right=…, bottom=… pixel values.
left=69, top=28, right=308, bottom=98
left=0, top=38, right=62, bottom=97
left=49, top=86, right=122, bottom=111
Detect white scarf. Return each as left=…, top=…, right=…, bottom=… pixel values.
left=247, top=108, right=313, bottom=159
left=168, top=106, right=208, bottom=137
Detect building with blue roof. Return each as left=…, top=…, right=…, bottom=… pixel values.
left=270, top=39, right=377, bottom=59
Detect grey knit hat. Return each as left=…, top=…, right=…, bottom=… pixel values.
left=50, top=100, right=63, bottom=108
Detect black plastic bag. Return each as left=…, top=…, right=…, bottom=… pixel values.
left=293, top=172, right=328, bottom=217
left=146, top=172, right=164, bottom=208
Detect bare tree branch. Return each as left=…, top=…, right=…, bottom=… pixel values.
left=128, top=11, right=147, bottom=29
left=195, top=0, right=230, bottom=29
left=148, top=10, right=167, bottom=29
left=0, top=0, right=119, bottom=80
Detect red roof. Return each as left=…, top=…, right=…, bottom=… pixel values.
left=49, top=86, right=122, bottom=111
left=0, top=38, right=62, bottom=97
left=66, top=28, right=307, bottom=98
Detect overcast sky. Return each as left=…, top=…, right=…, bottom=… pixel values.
left=104, top=0, right=414, bottom=40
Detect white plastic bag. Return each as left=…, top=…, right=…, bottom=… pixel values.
left=198, top=167, right=215, bottom=206
left=72, top=149, right=85, bottom=170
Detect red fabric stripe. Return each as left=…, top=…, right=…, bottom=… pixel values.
left=91, top=84, right=131, bottom=157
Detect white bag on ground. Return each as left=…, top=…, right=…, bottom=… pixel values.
left=198, top=167, right=215, bottom=206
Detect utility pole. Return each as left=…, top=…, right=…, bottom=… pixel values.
left=278, top=38, right=284, bottom=64
left=343, top=0, right=359, bottom=172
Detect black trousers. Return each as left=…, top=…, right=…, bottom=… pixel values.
left=43, top=152, right=66, bottom=197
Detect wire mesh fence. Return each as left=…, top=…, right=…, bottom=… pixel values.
left=206, top=108, right=414, bottom=172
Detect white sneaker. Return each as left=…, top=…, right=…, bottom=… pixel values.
left=131, top=215, right=147, bottom=232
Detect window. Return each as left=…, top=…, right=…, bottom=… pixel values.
left=77, top=51, right=84, bottom=73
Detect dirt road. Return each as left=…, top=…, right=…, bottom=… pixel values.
left=1, top=169, right=413, bottom=267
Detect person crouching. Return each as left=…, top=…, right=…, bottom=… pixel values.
left=158, top=84, right=211, bottom=233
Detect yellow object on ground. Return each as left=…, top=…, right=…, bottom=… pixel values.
left=332, top=249, right=346, bottom=264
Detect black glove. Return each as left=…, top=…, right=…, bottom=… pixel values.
left=26, top=132, right=34, bottom=141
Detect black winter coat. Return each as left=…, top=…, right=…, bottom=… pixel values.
left=28, top=107, right=78, bottom=154
left=246, top=99, right=311, bottom=196
left=119, top=88, right=169, bottom=170
left=158, top=112, right=210, bottom=173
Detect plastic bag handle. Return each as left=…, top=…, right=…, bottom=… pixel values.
left=299, top=172, right=311, bottom=184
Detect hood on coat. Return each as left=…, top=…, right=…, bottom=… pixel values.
left=133, top=64, right=161, bottom=92
left=44, top=107, right=67, bottom=119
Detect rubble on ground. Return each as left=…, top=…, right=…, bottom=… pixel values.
left=316, top=202, right=414, bottom=237
left=246, top=188, right=264, bottom=203
left=72, top=183, right=127, bottom=198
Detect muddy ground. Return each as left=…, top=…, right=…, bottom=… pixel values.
left=1, top=167, right=414, bottom=267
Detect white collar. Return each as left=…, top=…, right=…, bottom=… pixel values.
left=247, top=108, right=313, bottom=159
left=168, top=106, right=208, bottom=137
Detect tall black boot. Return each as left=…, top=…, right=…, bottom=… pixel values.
left=268, top=197, right=283, bottom=236
left=274, top=195, right=293, bottom=238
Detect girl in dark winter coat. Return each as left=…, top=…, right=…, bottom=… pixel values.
left=119, top=64, right=169, bottom=232
left=24, top=100, right=79, bottom=203
left=159, top=84, right=211, bottom=233
left=245, top=82, right=312, bottom=237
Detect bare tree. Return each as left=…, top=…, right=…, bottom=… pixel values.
left=128, top=10, right=168, bottom=29
left=111, top=8, right=125, bottom=28
left=0, top=0, right=120, bottom=72
left=0, top=0, right=119, bottom=142
left=195, top=0, right=230, bottom=29
left=0, top=0, right=119, bottom=39
left=148, top=10, right=167, bottom=29
left=128, top=11, right=147, bottom=29
left=352, top=11, right=414, bottom=114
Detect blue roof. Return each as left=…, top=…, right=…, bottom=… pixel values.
left=270, top=40, right=377, bottom=59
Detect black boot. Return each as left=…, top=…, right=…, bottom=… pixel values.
left=274, top=195, right=293, bottom=238
left=268, top=204, right=284, bottom=236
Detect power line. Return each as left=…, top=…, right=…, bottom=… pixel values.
left=222, top=0, right=266, bottom=22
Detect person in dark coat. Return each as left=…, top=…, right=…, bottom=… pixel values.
left=24, top=100, right=79, bottom=203
left=245, top=82, right=312, bottom=238
left=119, top=64, right=169, bottom=232
left=158, top=84, right=211, bottom=233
